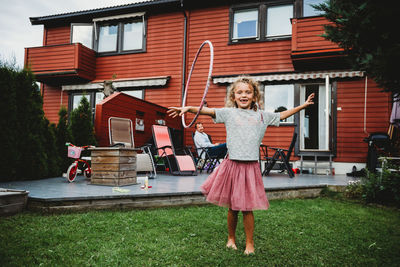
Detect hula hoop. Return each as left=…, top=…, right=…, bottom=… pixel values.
left=181, top=40, right=214, bottom=128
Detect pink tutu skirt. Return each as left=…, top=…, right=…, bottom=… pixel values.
left=200, top=158, right=269, bottom=211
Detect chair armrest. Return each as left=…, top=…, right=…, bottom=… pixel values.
left=269, top=147, right=288, bottom=152
left=159, top=145, right=173, bottom=150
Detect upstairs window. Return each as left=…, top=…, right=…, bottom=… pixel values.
left=71, top=24, right=93, bottom=49
left=98, top=23, right=118, bottom=52
left=94, top=13, right=146, bottom=55
left=230, top=2, right=293, bottom=43
left=303, top=0, right=325, bottom=17
left=233, top=9, right=259, bottom=39
left=266, top=5, right=293, bottom=37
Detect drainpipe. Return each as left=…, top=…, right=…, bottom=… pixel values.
left=180, top=0, right=187, bottom=106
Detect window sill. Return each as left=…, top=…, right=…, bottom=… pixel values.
left=228, top=36, right=291, bottom=45
left=97, top=49, right=146, bottom=57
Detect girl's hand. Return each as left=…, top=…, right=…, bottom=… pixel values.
left=167, top=106, right=190, bottom=118
left=305, top=93, right=315, bottom=106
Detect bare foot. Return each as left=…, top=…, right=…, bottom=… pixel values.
left=226, top=239, right=237, bottom=250
left=244, top=243, right=255, bottom=255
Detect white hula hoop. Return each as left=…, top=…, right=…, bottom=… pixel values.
left=181, top=40, right=214, bottom=128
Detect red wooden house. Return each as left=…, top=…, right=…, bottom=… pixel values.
left=25, top=0, right=392, bottom=174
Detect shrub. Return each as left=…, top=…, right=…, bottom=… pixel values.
left=345, top=160, right=400, bottom=207
left=344, top=180, right=363, bottom=199
left=56, top=106, right=72, bottom=172
left=69, top=95, right=96, bottom=147
left=362, top=161, right=400, bottom=207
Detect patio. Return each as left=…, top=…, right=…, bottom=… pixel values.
left=0, top=172, right=357, bottom=213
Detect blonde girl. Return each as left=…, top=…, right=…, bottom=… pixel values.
left=168, top=76, right=314, bottom=255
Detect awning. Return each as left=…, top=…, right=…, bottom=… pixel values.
left=62, top=76, right=170, bottom=91
left=212, top=70, right=365, bottom=84
left=92, top=12, right=145, bottom=22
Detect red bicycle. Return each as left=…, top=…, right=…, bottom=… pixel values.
left=65, top=143, right=94, bottom=182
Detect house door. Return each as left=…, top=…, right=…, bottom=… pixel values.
left=299, top=83, right=331, bottom=151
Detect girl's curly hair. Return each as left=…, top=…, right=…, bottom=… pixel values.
left=225, top=76, right=264, bottom=111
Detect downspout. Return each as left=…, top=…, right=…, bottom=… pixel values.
left=181, top=0, right=187, bottom=105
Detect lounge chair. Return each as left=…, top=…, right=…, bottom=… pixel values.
left=151, top=125, right=197, bottom=176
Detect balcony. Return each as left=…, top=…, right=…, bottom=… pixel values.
left=25, top=43, right=96, bottom=85
left=291, top=17, right=347, bottom=71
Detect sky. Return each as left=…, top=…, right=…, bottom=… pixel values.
left=0, top=0, right=144, bottom=68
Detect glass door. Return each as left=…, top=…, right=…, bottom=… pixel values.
left=300, top=83, right=331, bottom=151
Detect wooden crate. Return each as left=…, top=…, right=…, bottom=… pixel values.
left=90, top=147, right=138, bottom=186
left=0, top=189, right=29, bottom=216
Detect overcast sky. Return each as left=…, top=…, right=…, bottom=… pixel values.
left=0, top=0, right=143, bottom=68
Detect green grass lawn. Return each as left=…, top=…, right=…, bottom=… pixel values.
left=1, top=197, right=399, bottom=266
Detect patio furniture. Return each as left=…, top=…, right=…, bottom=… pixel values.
left=191, top=132, right=224, bottom=173
left=108, top=117, right=156, bottom=178
left=263, top=132, right=297, bottom=178
left=152, top=125, right=197, bottom=176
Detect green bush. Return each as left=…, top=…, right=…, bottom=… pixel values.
left=345, top=160, right=400, bottom=207
left=344, top=180, right=363, bottom=199
left=56, top=107, right=72, bottom=172
left=362, top=161, right=400, bottom=207
left=0, top=62, right=60, bottom=180
left=69, top=95, right=96, bottom=147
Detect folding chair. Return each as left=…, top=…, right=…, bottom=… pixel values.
left=262, top=132, right=297, bottom=178
left=191, top=132, right=224, bottom=173
left=108, top=117, right=156, bottom=178
left=152, top=125, right=197, bottom=176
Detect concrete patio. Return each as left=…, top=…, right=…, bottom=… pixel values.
left=0, top=172, right=357, bottom=213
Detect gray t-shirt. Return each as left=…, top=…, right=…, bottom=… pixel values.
left=213, top=108, right=280, bottom=161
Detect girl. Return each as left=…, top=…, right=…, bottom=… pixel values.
left=168, top=76, right=314, bottom=255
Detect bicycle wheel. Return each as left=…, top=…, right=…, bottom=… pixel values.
left=66, top=163, right=78, bottom=182
left=83, top=165, right=92, bottom=179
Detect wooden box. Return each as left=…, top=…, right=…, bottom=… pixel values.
left=0, top=188, right=29, bottom=216
left=90, top=147, right=138, bottom=186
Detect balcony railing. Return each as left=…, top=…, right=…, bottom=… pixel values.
left=291, top=17, right=346, bottom=70
left=25, top=43, right=96, bottom=85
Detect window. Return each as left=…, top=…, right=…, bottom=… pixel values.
left=123, top=22, right=143, bottom=51
left=98, top=23, right=118, bottom=52
left=122, top=90, right=144, bottom=99
left=266, top=5, right=293, bottom=37
left=233, top=9, right=259, bottom=39
left=264, top=84, right=294, bottom=123
left=95, top=16, right=146, bottom=54
left=230, top=2, right=293, bottom=43
left=303, top=0, right=325, bottom=17
left=71, top=24, right=93, bottom=49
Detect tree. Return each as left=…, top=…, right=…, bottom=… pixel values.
left=316, top=0, right=399, bottom=97
left=56, top=106, right=73, bottom=172
left=69, top=95, right=97, bottom=147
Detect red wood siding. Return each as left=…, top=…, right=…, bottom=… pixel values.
left=291, top=17, right=342, bottom=53
left=336, top=79, right=391, bottom=162
left=183, top=6, right=295, bottom=148
left=45, top=26, right=70, bottom=45
left=95, top=12, right=184, bottom=109
left=42, top=84, right=69, bottom=123
left=95, top=92, right=182, bottom=147
left=25, top=43, right=95, bottom=82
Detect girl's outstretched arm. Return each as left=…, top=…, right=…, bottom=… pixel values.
left=167, top=106, right=216, bottom=118
left=280, top=93, right=315, bottom=120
